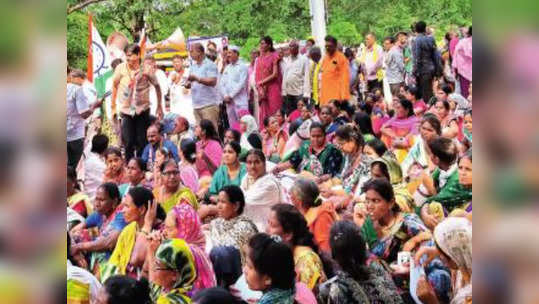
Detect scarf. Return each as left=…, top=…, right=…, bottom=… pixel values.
left=155, top=239, right=196, bottom=303
left=259, top=288, right=295, bottom=304
left=240, top=115, right=259, bottom=151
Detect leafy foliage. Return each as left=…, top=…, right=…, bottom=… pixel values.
left=67, top=0, right=471, bottom=68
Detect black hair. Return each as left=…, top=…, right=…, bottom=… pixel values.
left=365, top=138, right=387, bottom=157
left=263, top=116, right=270, bottom=128
left=460, top=148, right=472, bottom=163
left=468, top=26, right=472, bottom=36
left=247, top=134, right=262, bottom=150
left=358, top=101, right=373, bottom=115
left=464, top=109, right=472, bottom=117
left=67, top=166, right=77, bottom=183
left=127, top=186, right=166, bottom=221
left=428, top=136, right=458, bottom=165
left=105, top=146, right=123, bottom=159
left=384, top=36, right=396, bottom=44
left=436, top=99, right=451, bottom=111
left=440, top=83, right=453, bottom=95
left=399, top=99, right=415, bottom=117
left=224, top=141, right=242, bottom=156
left=128, top=157, right=147, bottom=172
left=67, top=233, right=75, bottom=265
left=415, top=21, right=427, bottom=33
left=199, top=119, right=220, bottom=142
left=325, top=35, right=338, bottom=45
left=220, top=185, right=245, bottom=215
left=111, top=58, right=123, bottom=70
left=246, top=149, right=266, bottom=163
left=371, top=161, right=390, bottom=181
left=91, top=134, right=109, bottom=154
left=103, top=275, right=151, bottom=304
left=159, top=158, right=178, bottom=173
left=353, top=111, right=374, bottom=135
left=260, top=36, right=275, bottom=52
left=226, top=129, right=241, bottom=142
left=126, top=44, right=141, bottom=56
left=180, top=138, right=197, bottom=164
left=405, top=85, right=420, bottom=100
left=344, top=48, right=354, bottom=58
left=248, top=233, right=295, bottom=290
left=192, top=287, right=244, bottom=304
left=309, top=121, right=326, bottom=135
left=336, top=124, right=364, bottom=148
left=421, top=114, right=442, bottom=135
left=361, top=178, right=395, bottom=202
left=99, top=182, right=121, bottom=204
left=148, top=122, right=164, bottom=135
left=291, top=178, right=321, bottom=208
left=329, top=221, right=369, bottom=281
left=271, top=204, right=318, bottom=252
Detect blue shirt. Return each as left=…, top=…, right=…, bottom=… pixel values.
left=66, top=83, right=90, bottom=141
left=141, top=139, right=180, bottom=165
left=85, top=210, right=127, bottom=237
left=189, top=58, right=219, bottom=109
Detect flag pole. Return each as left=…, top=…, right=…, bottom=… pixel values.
left=87, top=13, right=94, bottom=82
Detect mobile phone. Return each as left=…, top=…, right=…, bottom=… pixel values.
left=398, top=251, right=412, bottom=267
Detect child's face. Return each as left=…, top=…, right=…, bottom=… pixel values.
left=463, top=114, right=472, bottom=132
left=301, top=108, right=310, bottom=120
left=374, top=89, right=382, bottom=98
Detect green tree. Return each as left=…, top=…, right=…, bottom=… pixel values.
left=327, top=20, right=362, bottom=46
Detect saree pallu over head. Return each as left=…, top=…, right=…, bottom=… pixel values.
left=155, top=238, right=197, bottom=304
left=381, top=115, right=419, bottom=163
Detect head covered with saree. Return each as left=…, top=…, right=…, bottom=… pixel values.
left=155, top=238, right=197, bottom=301
left=434, top=217, right=472, bottom=271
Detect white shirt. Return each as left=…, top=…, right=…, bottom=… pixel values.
left=168, top=68, right=196, bottom=126
left=218, top=59, right=249, bottom=109
left=281, top=54, right=310, bottom=97
left=67, top=260, right=102, bottom=304
left=150, top=69, right=169, bottom=116
left=84, top=152, right=106, bottom=200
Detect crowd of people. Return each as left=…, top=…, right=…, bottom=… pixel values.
left=67, top=19, right=472, bottom=304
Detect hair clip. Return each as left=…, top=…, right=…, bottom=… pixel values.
left=270, top=234, right=282, bottom=243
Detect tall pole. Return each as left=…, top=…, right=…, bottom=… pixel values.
left=309, top=0, right=327, bottom=51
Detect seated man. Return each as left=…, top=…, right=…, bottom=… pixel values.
left=141, top=123, right=180, bottom=168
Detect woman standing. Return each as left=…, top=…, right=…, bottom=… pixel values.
left=153, top=159, right=198, bottom=213
left=255, top=36, right=282, bottom=127
left=240, top=149, right=282, bottom=231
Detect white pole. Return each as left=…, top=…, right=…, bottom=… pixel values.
left=309, top=0, right=327, bottom=52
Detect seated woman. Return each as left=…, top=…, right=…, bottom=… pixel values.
left=268, top=204, right=328, bottom=290
left=289, top=178, right=337, bottom=253
left=207, top=141, right=247, bottom=203
left=317, top=221, right=402, bottom=304
left=178, top=139, right=199, bottom=193
left=96, top=275, right=151, bottom=304
left=239, top=115, right=263, bottom=160
left=356, top=179, right=451, bottom=302
left=208, top=185, right=258, bottom=253
left=195, top=119, right=223, bottom=179
left=192, top=287, right=245, bottom=304
left=153, top=159, right=198, bottom=213
left=67, top=233, right=102, bottom=304
left=158, top=202, right=216, bottom=294
left=118, top=157, right=152, bottom=198
left=147, top=147, right=171, bottom=189
left=363, top=137, right=388, bottom=159
left=433, top=100, right=459, bottom=139
left=400, top=114, right=441, bottom=179
left=370, top=156, right=414, bottom=213
left=241, top=149, right=282, bottom=231
left=380, top=98, right=419, bottom=163
left=243, top=233, right=297, bottom=304
left=403, top=85, right=427, bottom=117
left=274, top=108, right=289, bottom=134
left=353, top=111, right=376, bottom=143
left=146, top=238, right=198, bottom=303
left=321, top=124, right=373, bottom=212
left=460, top=110, right=472, bottom=153
left=420, top=149, right=472, bottom=229
left=319, top=105, right=340, bottom=143
left=70, top=183, right=127, bottom=278
left=273, top=122, right=343, bottom=182
left=262, top=115, right=288, bottom=163
left=67, top=166, right=92, bottom=218
left=414, top=217, right=472, bottom=304
left=101, top=187, right=165, bottom=282
left=102, top=147, right=129, bottom=185
left=224, top=128, right=241, bottom=145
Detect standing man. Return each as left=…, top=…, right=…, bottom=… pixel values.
left=186, top=43, right=220, bottom=131
left=396, top=31, right=414, bottom=86
left=307, top=46, right=322, bottom=106
left=218, top=45, right=249, bottom=129
left=281, top=40, right=310, bottom=115
left=319, top=35, right=350, bottom=106
left=111, top=44, right=163, bottom=161
left=168, top=55, right=195, bottom=126
left=383, top=36, right=405, bottom=98
left=360, top=33, right=384, bottom=92
left=67, top=69, right=104, bottom=169
left=412, top=21, right=441, bottom=103
left=345, top=48, right=360, bottom=104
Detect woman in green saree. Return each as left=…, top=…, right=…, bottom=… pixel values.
left=153, top=159, right=198, bottom=213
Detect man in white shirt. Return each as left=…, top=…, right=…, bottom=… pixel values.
left=218, top=45, right=249, bottom=129
left=281, top=40, right=310, bottom=115
left=168, top=55, right=196, bottom=126
left=84, top=134, right=108, bottom=200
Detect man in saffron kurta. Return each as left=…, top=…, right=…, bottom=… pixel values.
left=319, top=35, right=350, bottom=106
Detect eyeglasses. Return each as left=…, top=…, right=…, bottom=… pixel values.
left=162, top=170, right=180, bottom=177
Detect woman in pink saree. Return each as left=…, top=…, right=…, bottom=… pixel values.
left=380, top=99, right=419, bottom=163
left=255, top=36, right=282, bottom=129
